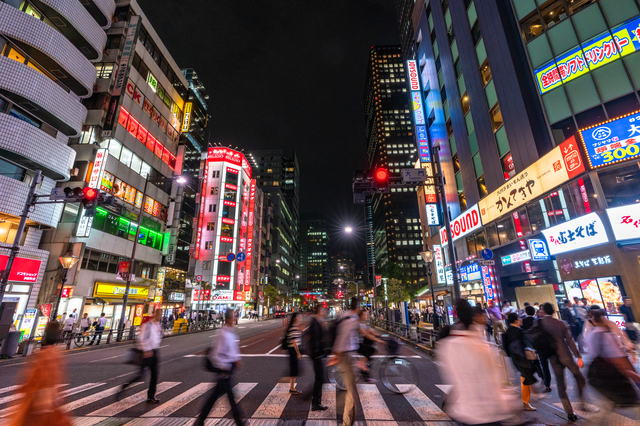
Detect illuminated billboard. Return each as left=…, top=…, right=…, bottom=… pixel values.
left=578, top=110, right=640, bottom=169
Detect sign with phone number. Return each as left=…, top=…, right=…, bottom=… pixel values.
left=579, top=110, right=640, bottom=168
left=534, top=15, right=640, bottom=95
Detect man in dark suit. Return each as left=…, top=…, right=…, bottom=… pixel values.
left=522, top=305, right=536, bottom=331
left=540, top=303, right=586, bottom=422
left=308, top=305, right=328, bottom=411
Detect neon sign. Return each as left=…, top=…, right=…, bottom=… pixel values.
left=412, top=91, right=425, bottom=125
left=579, top=110, right=640, bottom=169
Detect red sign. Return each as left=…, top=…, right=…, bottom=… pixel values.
left=217, top=275, right=231, bottom=282
left=193, top=289, right=211, bottom=300
left=225, top=183, right=237, bottom=191
left=0, top=255, right=42, bottom=282
left=218, top=255, right=231, bottom=261
left=221, top=218, right=235, bottom=225
left=220, top=236, right=233, bottom=243
left=439, top=204, right=482, bottom=245
left=195, top=162, right=208, bottom=260
left=39, top=304, right=52, bottom=319
left=226, top=167, right=239, bottom=174
left=407, top=60, right=420, bottom=91
left=233, top=291, right=244, bottom=301
left=560, top=136, right=585, bottom=179
left=61, top=287, right=73, bottom=298
left=223, top=200, right=236, bottom=207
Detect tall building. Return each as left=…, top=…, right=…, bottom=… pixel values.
left=331, top=253, right=356, bottom=282
left=300, top=216, right=331, bottom=294
left=249, top=149, right=300, bottom=295
left=364, top=46, right=425, bottom=282
left=401, top=0, right=640, bottom=319
left=0, top=0, right=109, bottom=318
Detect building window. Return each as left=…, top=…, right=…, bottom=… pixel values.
left=210, top=187, right=218, bottom=195
left=207, top=222, right=215, bottom=231
left=209, top=204, right=216, bottom=212
left=205, top=241, right=213, bottom=250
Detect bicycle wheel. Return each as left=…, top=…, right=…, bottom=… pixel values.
left=380, top=357, right=419, bottom=394
left=74, top=334, right=85, bottom=348
left=327, top=363, right=346, bottom=391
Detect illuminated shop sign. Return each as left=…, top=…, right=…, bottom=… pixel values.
left=76, top=207, right=94, bottom=238
left=0, top=255, right=41, bottom=283
left=223, top=200, right=236, bottom=207
left=181, top=102, right=192, bottom=133
left=406, top=60, right=430, bottom=164
left=542, top=212, right=609, bottom=255
left=412, top=91, right=425, bottom=125
left=220, top=236, right=234, bottom=243
left=579, top=110, right=640, bottom=169
left=426, top=204, right=439, bottom=226
left=194, top=162, right=208, bottom=261
left=534, top=15, right=640, bottom=95
left=459, top=263, right=481, bottom=282
left=440, top=204, right=482, bottom=246
left=207, top=148, right=252, bottom=178
left=416, top=126, right=431, bottom=163
left=221, top=218, right=235, bottom=225
left=225, top=183, right=237, bottom=190
left=528, top=239, right=550, bottom=261
left=88, top=149, right=108, bottom=189
left=433, top=245, right=446, bottom=284
left=478, top=137, right=585, bottom=224
left=606, top=204, right=640, bottom=241
left=168, top=292, right=184, bottom=302
left=481, top=266, right=495, bottom=301
left=407, top=59, right=420, bottom=90
left=573, top=255, right=613, bottom=270
left=216, top=275, right=231, bottom=282
left=501, top=250, right=531, bottom=266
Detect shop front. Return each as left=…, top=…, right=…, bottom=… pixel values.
left=191, top=289, right=247, bottom=315
left=0, top=252, right=45, bottom=322
left=86, top=282, right=151, bottom=329
left=459, top=262, right=484, bottom=306
left=161, top=291, right=186, bottom=320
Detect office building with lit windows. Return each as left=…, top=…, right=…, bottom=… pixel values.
left=364, top=45, right=425, bottom=282
left=300, top=216, right=330, bottom=294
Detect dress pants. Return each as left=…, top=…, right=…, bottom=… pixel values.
left=312, top=356, right=324, bottom=407
left=339, top=352, right=358, bottom=426
left=123, top=349, right=159, bottom=399
left=550, top=356, right=586, bottom=416
left=196, top=369, right=242, bottom=426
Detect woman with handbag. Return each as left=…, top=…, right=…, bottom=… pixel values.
left=587, top=308, right=640, bottom=424
left=502, top=313, right=538, bottom=412
left=285, top=312, right=303, bottom=394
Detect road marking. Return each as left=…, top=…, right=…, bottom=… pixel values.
left=62, top=383, right=143, bottom=413
left=142, top=382, right=215, bottom=417
left=240, top=338, right=265, bottom=348
left=0, top=384, right=66, bottom=413
left=70, top=417, right=108, bottom=426
left=308, top=383, right=336, bottom=419
left=62, top=383, right=106, bottom=398
left=251, top=383, right=291, bottom=418
left=207, top=382, right=257, bottom=417
left=90, top=353, right=126, bottom=363
left=434, top=384, right=452, bottom=394
left=88, top=382, right=179, bottom=416
left=357, top=384, right=394, bottom=420
left=266, top=345, right=281, bottom=354
left=0, top=383, right=83, bottom=418
left=0, top=386, right=19, bottom=396
left=397, top=384, right=449, bottom=421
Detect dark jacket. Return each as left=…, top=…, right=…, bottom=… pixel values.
left=308, top=316, right=327, bottom=359
left=522, top=316, right=535, bottom=331
left=540, top=316, right=580, bottom=366
left=502, top=325, right=536, bottom=385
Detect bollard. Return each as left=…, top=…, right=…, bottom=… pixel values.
left=106, top=330, right=113, bottom=344
left=21, top=339, right=34, bottom=357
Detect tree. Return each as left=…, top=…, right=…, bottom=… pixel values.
left=263, top=286, right=280, bottom=308
left=345, top=282, right=358, bottom=300
left=379, top=278, right=410, bottom=304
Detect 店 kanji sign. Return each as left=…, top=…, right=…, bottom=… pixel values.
left=542, top=212, right=609, bottom=255
left=606, top=204, right=640, bottom=241
left=478, top=137, right=585, bottom=224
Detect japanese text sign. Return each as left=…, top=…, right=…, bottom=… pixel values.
left=416, top=125, right=431, bottom=163
left=88, top=149, right=108, bottom=189
left=579, top=110, right=640, bottom=168
left=542, top=212, right=609, bottom=255
left=501, top=250, right=531, bottom=266
left=478, top=137, right=585, bottom=224
left=534, top=15, right=640, bottom=95
left=434, top=245, right=446, bottom=284
left=481, top=266, right=495, bottom=301
left=460, top=263, right=481, bottom=282
left=439, top=204, right=482, bottom=246
left=0, top=255, right=41, bottom=282
left=606, top=204, right=640, bottom=241
left=426, top=204, right=439, bottom=226
left=412, top=91, right=425, bottom=125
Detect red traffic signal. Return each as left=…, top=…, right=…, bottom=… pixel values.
left=375, top=168, right=388, bottom=181
left=83, top=187, right=98, bottom=201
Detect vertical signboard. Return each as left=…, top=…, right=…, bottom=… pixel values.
left=88, top=149, right=108, bottom=189
left=433, top=245, right=446, bottom=284
left=181, top=102, right=193, bottom=133
left=155, top=266, right=165, bottom=303
left=194, top=162, right=208, bottom=260
left=406, top=60, right=431, bottom=164
left=481, top=266, right=495, bottom=302
left=244, top=179, right=256, bottom=292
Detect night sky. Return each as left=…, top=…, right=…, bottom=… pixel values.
left=139, top=0, right=400, bottom=263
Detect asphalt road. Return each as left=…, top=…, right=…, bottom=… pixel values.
left=0, top=316, right=638, bottom=425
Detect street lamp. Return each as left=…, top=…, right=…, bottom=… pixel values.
left=345, top=226, right=353, bottom=234
left=52, top=253, right=80, bottom=320
left=420, top=250, right=438, bottom=329
left=344, top=225, right=378, bottom=317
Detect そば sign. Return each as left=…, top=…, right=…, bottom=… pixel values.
left=542, top=212, right=609, bottom=255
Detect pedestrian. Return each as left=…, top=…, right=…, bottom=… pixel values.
left=88, top=313, right=107, bottom=345
left=534, top=307, right=552, bottom=393
left=573, top=298, right=589, bottom=352
left=307, top=305, right=328, bottom=411
left=487, top=299, right=504, bottom=344
left=284, top=312, right=303, bottom=394
left=533, top=302, right=540, bottom=313
left=587, top=307, right=640, bottom=424
left=79, top=313, right=91, bottom=333
left=62, top=315, right=76, bottom=341
left=118, top=309, right=163, bottom=403
left=619, top=297, right=638, bottom=345
left=8, top=321, right=71, bottom=426
left=522, top=305, right=536, bottom=331
left=195, top=309, right=243, bottom=426
left=60, top=312, right=67, bottom=324
left=356, top=309, right=384, bottom=382
left=539, top=302, right=587, bottom=422
left=329, top=297, right=362, bottom=426
left=503, top=313, right=537, bottom=412
left=501, top=300, right=516, bottom=318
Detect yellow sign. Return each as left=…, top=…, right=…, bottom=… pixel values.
left=182, top=102, right=192, bottom=133
left=154, top=296, right=162, bottom=303
left=477, top=137, right=585, bottom=224
left=93, top=282, right=150, bottom=299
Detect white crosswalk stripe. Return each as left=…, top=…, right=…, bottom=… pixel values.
left=207, top=382, right=257, bottom=417
left=397, top=384, right=449, bottom=421
left=142, top=382, right=215, bottom=418
left=308, top=383, right=336, bottom=420
left=0, top=384, right=68, bottom=418
left=251, top=383, right=291, bottom=419
left=357, top=384, right=394, bottom=420
left=88, top=382, right=180, bottom=417
left=62, top=383, right=143, bottom=413
left=0, top=386, right=19, bottom=397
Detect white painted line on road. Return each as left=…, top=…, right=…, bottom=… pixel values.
left=0, top=385, right=19, bottom=396
left=90, top=353, right=126, bottom=363
left=308, top=383, right=336, bottom=419
left=207, top=382, right=257, bottom=417
left=0, top=384, right=68, bottom=418
left=71, top=417, right=108, bottom=426
left=434, top=384, right=452, bottom=394
left=266, top=345, right=280, bottom=354
left=357, top=383, right=394, bottom=420
left=88, top=381, right=179, bottom=416
left=62, top=383, right=142, bottom=413
left=397, top=384, right=449, bottom=421
left=241, top=354, right=288, bottom=357
left=63, top=383, right=106, bottom=398
left=251, top=383, right=291, bottom=419
left=240, top=338, right=265, bottom=348
left=142, top=382, right=215, bottom=417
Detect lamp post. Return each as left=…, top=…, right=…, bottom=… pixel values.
left=117, top=175, right=186, bottom=341
left=344, top=225, right=378, bottom=316
left=52, top=253, right=80, bottom=320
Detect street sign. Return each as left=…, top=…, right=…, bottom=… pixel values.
left=481, top=248, right=494, bottom=260
left=480, top=260, right=495, bottom=266
left=236, top=252, right=246, bottom=262
left=226, top=253, right=235, bottom=262
left=195, top=274, right=203, bottom=282
left=49, top=187, right=67, bottom=201
left=401, top=168, right=429, bottom=183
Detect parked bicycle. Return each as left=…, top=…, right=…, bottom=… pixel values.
left=327, top=336, right=419, bottom=394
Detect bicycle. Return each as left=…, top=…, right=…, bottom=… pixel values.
left=74, top=331, right=91, bottom=347
left=327, top=336, right=419, bottom=394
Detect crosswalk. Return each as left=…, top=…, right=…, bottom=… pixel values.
left=0, top=381, right=450, bottom=425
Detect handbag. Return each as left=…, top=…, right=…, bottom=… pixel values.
left=124, top=348, right=143, bottom=366
left=524, top=348, right=538, bottom=360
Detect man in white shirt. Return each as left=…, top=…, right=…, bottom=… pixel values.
left=70, top=308, right=78, bottom=320
left=88, top=313, right=108, bottom=345
left=501, top=301, right=517, bottom=318
left=330, top=297, right=362, bottom=426
left=119, top=309, right=163, bottom=403
left=195, top=309, right=243, bottom=426
left=80, top=313, right=91, bottom=332
left=62, top=315, right=76, bottom=341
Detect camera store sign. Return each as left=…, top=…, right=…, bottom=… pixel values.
left=542, top=213, right=609, bottom=255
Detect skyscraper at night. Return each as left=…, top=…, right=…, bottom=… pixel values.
left=300, top=216, right=330, bottom=295
left=364, top=46, right=425, bottom=282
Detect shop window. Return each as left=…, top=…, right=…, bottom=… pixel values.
left=221, top=224, right=234, bottom=238
left=225, top=171, right=239, bottom=186
left=459, top=191, right=467, bottom=212
left=480, top=59, right=492, bottom=86
left=540, top=0, right=567, bottom=28
left=224, top=189, right=235, bottom=201
left=497, top=216, right=516, bottom=245
left=87, top=251, right=100, bottom=271
left=501, top=152, right=515, bottom=180
left=513, top=207, right=532, bottom=237
left=107, top=255, right=119, bottom=274
left=216, top=261, right=232, bottom=276
left=222, top=203, right=236, bottom=219
left=477, top=175, right=488, bottom=198
left=520, top=10, right=543, bottom=42
left=461, top=93, right=470, bottom=115
left=598, top=163, right=640, bottom=207
left=207, top=222, right=215, bottom=231
left=485, top=223, right=499, bottom=247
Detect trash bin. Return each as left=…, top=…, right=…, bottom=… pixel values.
left=0, top=331, right=22, bottom=357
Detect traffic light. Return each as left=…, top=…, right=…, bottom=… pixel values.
left=374, top=167, right=389, bottom=192
left=62, top=186, right=104, bottom=217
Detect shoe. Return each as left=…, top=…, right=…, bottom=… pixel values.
left=289, top=389, right=302, bottom=395
left=146, top=398, right=160, bottom=404
left=115, top=386, right=125, bottom=401
left=523, top=402, right=537, bottom=411
left=88, top=343, right=93, bottom=346
left=544, top=386, right=552, bottom=393
left=576, top=402, right=599, bottom=413
left=311, top=404, right=328, bottom=411
left=568, top=413, right=578, bottom=422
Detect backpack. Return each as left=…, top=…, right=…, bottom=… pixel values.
left=524, top=320, right=557, bottom=359
left=328, top=315, right=351, bottom=349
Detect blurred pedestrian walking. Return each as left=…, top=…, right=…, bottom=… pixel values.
left=307, top=305, right=328, bottom=411
left=285, top=312, right=303, bottom=394
left=8, top=321, right=70, bottom=426
left=487, top=299, right=504, bottom=344
left=195, top=309, right=243, bottom=426
left=118, top=309, right=163, bottom=403
left=503, top=313, right=537, bottom=412
left=88, top=312, right=107, bottom=346
left=620, top=297, right=638, bottom=350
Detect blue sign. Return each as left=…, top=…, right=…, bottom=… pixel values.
left=580, top=111, right=640, bottom=169
left=236, top=252, right=246, bottom=262
left=416, top=125, right=431, bottom=163
left=226, top=253, right=235, bottom=262
left=481, top=248, right=493, bottom=260
left=528, top=239, right=550, bottom=261
left=459, top=263, right=481, bottom=283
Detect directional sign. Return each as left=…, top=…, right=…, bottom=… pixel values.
left=195, top=275, right=203, bottom=282
left=480, top=260, right=495, bottom=266
left=401, top=168, right=429, bottom=183
left=481, top=248, right=493, bottom=260
left=226, top=253, right=235, bottom=262
left=49, top=187, right=67, bottom=201
left=236, top=252, right=246, bottom=262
